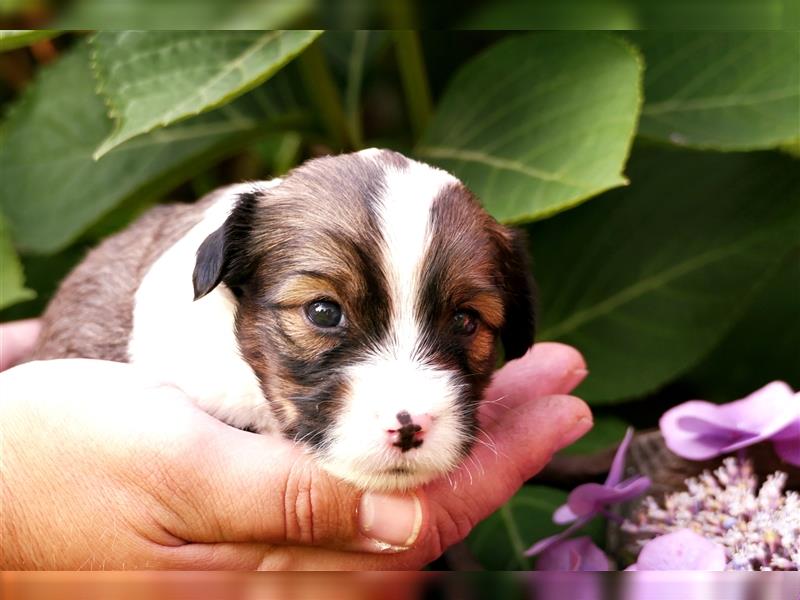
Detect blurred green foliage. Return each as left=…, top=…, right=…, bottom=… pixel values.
left=0, top=28, right=797, bottom=568
left=1, top=29, right=798, bottom=406
left=2, top=0, right=799, bottom=29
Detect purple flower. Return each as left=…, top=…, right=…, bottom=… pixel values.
left=660, top=381, right=800, bottom=466
left=626, top=529, right=727, bottom=571
left=525, top=428, right=650, bottom=556
left=536, top=537, right=611, bottom=571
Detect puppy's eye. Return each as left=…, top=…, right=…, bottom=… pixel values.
left=453, top=310, right=479, bottom=336
left=305, top=300, right=344, bottom=328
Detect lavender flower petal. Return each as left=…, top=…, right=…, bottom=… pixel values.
left=536, top=536, right=611, bottom=571
left=606, top=427, right=635, bottom=486
left=524, top=516, right=590, bottom=557
left=552, top=503, right=578, bottom=525
left=660, top=382, right=800, bottom=461
left=772, top=420, right=800, bottom=466
left=628, top=529, right=727, bottom=571
left=564, top=476, right=651, bottom=518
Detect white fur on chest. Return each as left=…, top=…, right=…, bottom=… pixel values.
left=127, top=182, right=280, bottom=433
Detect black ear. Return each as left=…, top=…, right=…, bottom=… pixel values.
left=193, top=225, right=227, bottom=300
left=497, top=228, right=537, bottom=360
left=192, top=192, right=259, bottom=301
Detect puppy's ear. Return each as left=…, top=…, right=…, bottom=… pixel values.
left=193, top=192, right=259, bottom=301
left=495, top=227, right=537, bottom=361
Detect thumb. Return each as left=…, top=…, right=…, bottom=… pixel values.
left=159, top=420, right=427, bottom=554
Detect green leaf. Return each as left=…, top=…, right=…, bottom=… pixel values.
left=416, top=32, right=642, bottom=224
left=467, top=486, right=566, bottom=570
left=560, top=415, right=629, bottom=455
left=463, top=0, right=639, bottom=29
left=462, top=0, right=794, bottom=29
left=0, top=41, right=307, bottom=254
left=685, top=248, right=800, bottom=401
left=0, top=30, right=60, bottom=52
left=0, top=214, right=35, bottom=310
left=0, top=243, right=90, bottom=321
left=781, top=139, right=800, bottom=158
left=91, top=30, right=321, bottom=158
left=632, top=32, right=800, bottom=151
left=56, top=0, right=314, bottom=29
left=533, top=145, right=800, bottom=404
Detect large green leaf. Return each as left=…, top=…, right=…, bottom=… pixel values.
left=467, top=486, right=566, bottom=570
left=0, top=41, right=307, bottom=254
left=56, top=0, right=313, bottom=29
left=416, top=32, right=642, bottom=224
left=532, top=145, right=800, bottom=404
left=0, top=214, right=35, bottom=310
left=462, top=0, right=795, bottom=29
left=633, top=32, right=800, bottom=151
left=685, top=248, right=800, bottom=401
left=91, top=30, right=320, bottom=158
left=0, top=30, right=60, bottom=52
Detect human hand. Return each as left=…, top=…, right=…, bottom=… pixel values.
left=0, top=318, right=41, bottom=371
left=0, top=320, right=591, bottom=570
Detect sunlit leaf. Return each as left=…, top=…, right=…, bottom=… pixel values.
left=91, top=30, right=320, bottom=157
left=417, top=32, right=642, bottom=224
left=632, top=32, right=800, bottom=150
left=0, top=41, right=308, bottom=254
left=462, top=0, right=793, bottom=29
left=56, top=0, right=314, bottom=29
left=0, top=30, right=60, bottom=52
left=0, top=214, right=35, bottom=310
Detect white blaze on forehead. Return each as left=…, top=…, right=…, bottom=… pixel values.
left=374, top=157, right=460, bottom=358
left=321, top=155, right=468, bottom=491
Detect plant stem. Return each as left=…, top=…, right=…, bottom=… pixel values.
left=297, top=39, right=350, bottom=150
left=499, top=504, right=531, bottom=570
left=392, top=30, right=433, bottom=141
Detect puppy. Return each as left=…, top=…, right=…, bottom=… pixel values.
left=33, top=148, right=536, bottom=491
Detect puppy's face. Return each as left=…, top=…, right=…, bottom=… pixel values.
left=193, top=149, right=535, bottom=491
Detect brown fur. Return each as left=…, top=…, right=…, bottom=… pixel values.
left=32, top=151, right=535, bottom=473
left=32, top=188, right=232, bottom=361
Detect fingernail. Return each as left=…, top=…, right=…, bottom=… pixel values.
left=557, top=415, right=593, bottom=450
left=564, top=367, right=589, bottom=391
left=359, top=492, right=422, bottom=548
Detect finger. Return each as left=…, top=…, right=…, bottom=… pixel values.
left=161, top=421, right=428, bottom=555
left=168, top=540, right=431, bottom=571
left=0, top=318, right=42, bottom=371
left=481, top=342, right=587, bottom=424
left=425, top=393, right=592, bottom=552
left=219, top=396, right=591, bottom=571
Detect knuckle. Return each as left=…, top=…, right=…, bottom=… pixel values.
left=436, top=499, right=478, bottom=551
left=282, top=459, right=324, bottom=546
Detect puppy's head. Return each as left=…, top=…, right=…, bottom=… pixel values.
left=193, top=149, right=536, bottom=491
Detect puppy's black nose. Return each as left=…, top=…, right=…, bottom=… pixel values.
left=388, top=411, right=431, bottom=452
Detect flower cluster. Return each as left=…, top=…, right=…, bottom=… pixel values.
left=623, top=457, right=800, bottom=571
left=523, top=382, right=798, bottom=571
